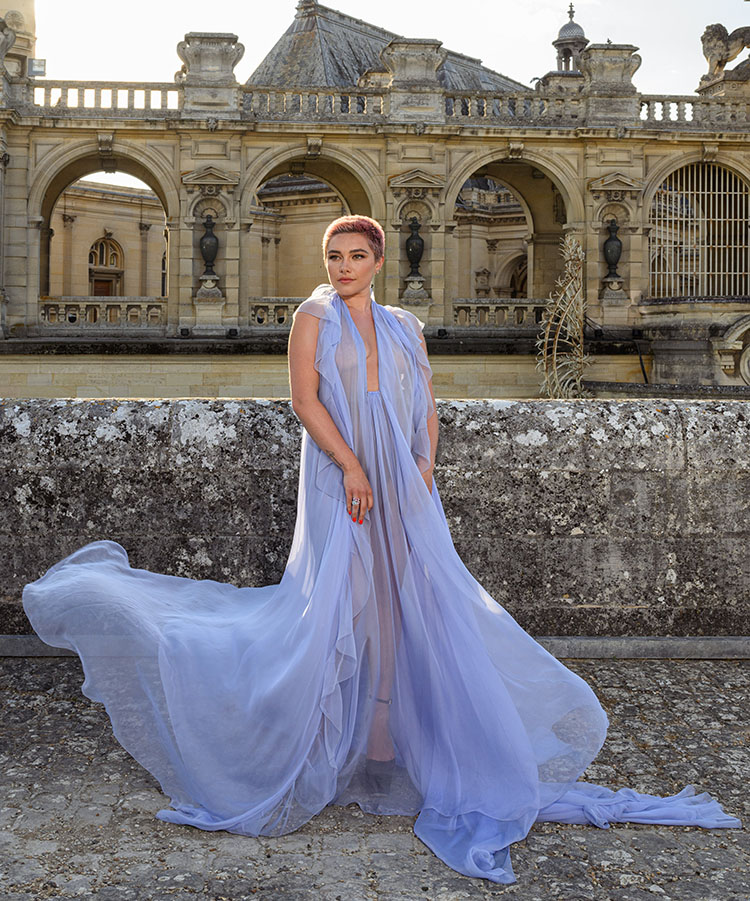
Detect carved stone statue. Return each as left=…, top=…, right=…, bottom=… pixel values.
left=701, top=24, right=750, bottom=83
left=0, top=16, right=17, bottom=70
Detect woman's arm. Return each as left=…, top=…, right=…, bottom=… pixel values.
left=288, top=311, right=373, bottom=521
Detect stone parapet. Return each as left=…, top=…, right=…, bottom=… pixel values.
left=15, top=79, right=750, bottom=132
left=2, top=399, right=748, bottom=640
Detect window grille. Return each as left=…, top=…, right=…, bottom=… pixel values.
left=648, top=163, right=750, bottom=299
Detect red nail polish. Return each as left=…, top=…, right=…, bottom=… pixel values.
left=351, top=516, right=356, bottom=521
left=359, top=519, right=363, bottom=524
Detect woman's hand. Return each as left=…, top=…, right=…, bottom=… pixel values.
left=344, top=463, right=373, bottom=524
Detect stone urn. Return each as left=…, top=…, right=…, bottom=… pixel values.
left=176, top=33, right=244, bottom=85
left=405, top=217, right=424, bottom=278
left=199, top=215, right=219, bottom=277
left=603, top=219, right=622, bottom=279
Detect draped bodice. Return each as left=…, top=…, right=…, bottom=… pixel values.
left=293, top=286, right=435, bottom=494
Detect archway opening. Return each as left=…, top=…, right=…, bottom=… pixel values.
left=648, top=162, right=750, bottom=299
left=454, top=176, right=530, bottom=301
left=449, top=161, right=568, bottom=325
left=251, top=172, right=348, bottom=299
left=245, top=159, right=373, bottom=321
left=42, top=169, right=169, bottom=330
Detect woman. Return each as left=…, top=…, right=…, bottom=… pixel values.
left=23, top=215, right=740, bottom=886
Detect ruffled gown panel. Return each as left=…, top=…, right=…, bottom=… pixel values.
left=22, top=286, right=741, bottom=884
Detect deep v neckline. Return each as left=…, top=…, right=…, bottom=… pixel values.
left=342, top=296, right=380, bottom=393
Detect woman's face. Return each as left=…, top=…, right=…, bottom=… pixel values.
left=325, top=232, right=383, bottom=300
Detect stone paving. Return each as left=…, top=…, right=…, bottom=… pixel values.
left=0, top=657, right=747, bottom=901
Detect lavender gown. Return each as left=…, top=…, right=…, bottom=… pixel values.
left=22, top=285, right=740, bottom=884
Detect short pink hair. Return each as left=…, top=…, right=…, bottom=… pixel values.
left=322, top=215, right=385, bottom=261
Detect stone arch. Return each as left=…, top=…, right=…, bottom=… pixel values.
left=643, top=151, right=750, bottom=212
left=29, top=139, right=180, bottom=224
left=28, top=139, right=180, bottom=298
left=239, top=144, right=384, bottom=300
left=446, top=149, right=577, bottom=301
left=240, top=143, right=385, bottom=221
left=493, top=253, right=528, bottom=297
left=444, top=146, right=584, bottom=226
left=645, top=154, right=750, bottom=299
left=721, top=314, right=750, bottom=345
left=496, top=252, right=528, bottom=290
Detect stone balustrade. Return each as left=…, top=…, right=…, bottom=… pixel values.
left=242, top=86, right=387, bottom=120
left=444, top=92, right=584, bottom=124
left=247, top=298, right=305, bottom=327
left=29, top=81, right=182, bottom=115
left=12, top=78, right=750, bottom=130
left=453, top=299, right=546, bottom=328
left=639, top=94, right=750, bottom=128
left=2, top=398, right=748, bottom=639
left=40, top=298, right=167, bottom=329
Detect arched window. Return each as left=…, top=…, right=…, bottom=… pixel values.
left=89, top=235, right=124, bottom=296
left=648, top=163, right=750, bottom=299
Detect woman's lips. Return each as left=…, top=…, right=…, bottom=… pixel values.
left=338, top=278, right=354, bottom=283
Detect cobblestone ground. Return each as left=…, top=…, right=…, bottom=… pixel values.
left=0, top=657, right=747, bottom=901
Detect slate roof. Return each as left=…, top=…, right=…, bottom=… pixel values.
left=248, top=0, right=527, bottom=92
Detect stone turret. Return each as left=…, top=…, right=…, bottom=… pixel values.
left=536, top=4, right=589, bottom=93
left=554, top=4, right=588, bottom=71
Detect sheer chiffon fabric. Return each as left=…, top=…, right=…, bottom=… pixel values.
left=23, top=285, right=741, bottom=884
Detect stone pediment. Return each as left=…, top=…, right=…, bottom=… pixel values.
left=587, top=172, right=643, bottom=198
left=182, top=166, right=240, bottom=194
left=389, top=169, right=445, bottom=198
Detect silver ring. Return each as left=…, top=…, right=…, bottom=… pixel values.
left=352, top=497, right=361, bottom=505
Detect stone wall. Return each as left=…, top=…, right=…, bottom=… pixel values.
left=2, top=398, right=748, bottom=638
left=0, top=353, right=648, bottom=400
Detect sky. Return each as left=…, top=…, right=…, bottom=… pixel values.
left=31, top=0, right=749, bottom=189
left=34, top=0, right=747, bottom=95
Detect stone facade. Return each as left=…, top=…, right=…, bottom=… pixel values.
left=3, top=398, right=748, bottom=638
left=0, top=2, right=749, bottom=396
left=48, top=181, right=166, bottom=299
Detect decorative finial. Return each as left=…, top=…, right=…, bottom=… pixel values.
left=568, top=3, right=575, bottom=20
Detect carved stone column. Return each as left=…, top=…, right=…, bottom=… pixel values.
left=62, top=214, right=76, bottom=296
left=39, top=225, right=54, bottom=297
left=138, top=222, right=151, bottom=296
